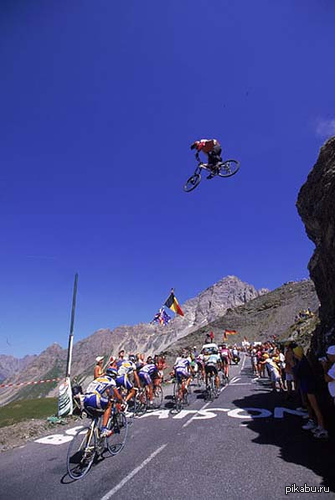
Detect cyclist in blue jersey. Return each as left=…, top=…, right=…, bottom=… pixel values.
left=138, top=359, right=159, bottom=407
left=83, top=367, right=125, bottom=437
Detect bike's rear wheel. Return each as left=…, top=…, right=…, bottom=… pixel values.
left=184, top=173, right=201, bottom=192
left=153, top=385, right=163, bottom=409
left=106, top=412, right=128, bottom=455
left=67, top=426, right=96, bottom=480
left=218, top=160, right=240, bottom=178
left=133, top=390, right=147, bottom=416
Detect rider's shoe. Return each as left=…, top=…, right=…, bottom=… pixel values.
left=206, top=173, right=214, bottom=179
left=100, top=426, right=112, bottom=438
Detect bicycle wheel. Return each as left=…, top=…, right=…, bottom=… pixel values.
left=67, top=426, right=96, bottom=480
left=183, top=173, right=201, bottom=192
left=153, top=385, right=163, bottom=409
left=218, top=159, right=240, bottom=178
left=106, top=412, right=128, bottom=455
left=133, top=390, right=147, bottom=416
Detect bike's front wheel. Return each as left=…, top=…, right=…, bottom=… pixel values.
left=218, top=160, right=240, bottom=178
left=106, top=412, right=128, bottom=456
left=67, top=426, right=96, bottom=480
left=183, top=173, right=201, bottom=192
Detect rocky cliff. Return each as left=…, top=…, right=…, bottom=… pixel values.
left=297, top=136, right=335, bottom=353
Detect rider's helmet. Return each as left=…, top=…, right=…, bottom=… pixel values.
left=106, top=367, right=118, bottom=378
left=222, top=343, right=227, bottom=348
left=128, top=354, right=136, bottom=363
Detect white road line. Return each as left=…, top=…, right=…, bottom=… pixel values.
left=182, top=382, right=230, bottom=429
left=100, top=444, right=168, bottom=500
left=229, top=383, right=252, bottom=386
left=182, top=402, right=210, bottom=428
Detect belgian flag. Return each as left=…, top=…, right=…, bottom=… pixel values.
left=164, top=290, right=184, bottom=316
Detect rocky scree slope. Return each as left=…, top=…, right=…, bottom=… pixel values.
left=163, top=279, right=319, bottom=362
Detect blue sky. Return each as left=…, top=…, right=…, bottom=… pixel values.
left=1, top=1, right=335, bottom=358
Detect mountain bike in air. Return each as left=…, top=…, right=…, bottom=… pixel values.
left=184, top=152, right=240, bottom=192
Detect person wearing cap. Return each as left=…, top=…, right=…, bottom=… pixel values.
left=321, top=345, right=335, bottom=403
left=94, top=356, right=104, bottom=379
left=117, top=350, right=126, bottom=369
left=293, top=346, right=328, bottom=439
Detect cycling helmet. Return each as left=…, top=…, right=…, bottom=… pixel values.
left=129, top=354, right=136, bottom=362
left=106, top=367, right=118, bottom=378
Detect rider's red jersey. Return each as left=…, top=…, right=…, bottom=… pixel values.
left=195, top=139, right=220, bottom=153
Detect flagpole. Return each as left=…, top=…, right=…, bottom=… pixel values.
left=65, top=273, right=78, bottom=378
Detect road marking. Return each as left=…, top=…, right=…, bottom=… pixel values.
left=227, top=408, right=272, bottom=419
left=182, top=381, right=229, bottom=428
left=229, top=383, right=252, bottom=386
left=182, top=402, right=210, bottom=428
left=100, top=444, right=167, bottom=499
left=230, top=376, right=241, bottom=384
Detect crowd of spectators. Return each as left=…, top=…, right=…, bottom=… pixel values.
left=294, top=308, right=314, bottom=323
left=248, top=341, right=335, bottom=440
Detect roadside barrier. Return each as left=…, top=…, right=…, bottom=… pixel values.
left=0, top=378, right=62, bottom=389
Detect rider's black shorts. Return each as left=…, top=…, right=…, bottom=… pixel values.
left=220, top=356, right=229, bottom=365
left=205, top=364, right=218, bottom=376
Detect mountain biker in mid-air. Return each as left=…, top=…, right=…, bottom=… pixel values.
left=190, top=139, right=222, bottom=179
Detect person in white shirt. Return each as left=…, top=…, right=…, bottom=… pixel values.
left=321, top=345, right=335, bottom=403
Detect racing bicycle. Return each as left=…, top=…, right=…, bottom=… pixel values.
left=204, top=371, right=220, bottom=401
left=66, top=400, right=128, bottom=480
left=184, top=153, right=240, bottom=192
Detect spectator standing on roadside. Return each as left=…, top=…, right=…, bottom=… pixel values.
left=284, top=343, right=297, bottom=399
left=293, top=346, right=328, bottom=439
left=321, top=345, right=335, bottom=404
left=94, top=356, right=104, bottom=379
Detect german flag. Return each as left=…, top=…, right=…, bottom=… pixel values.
left=225, top=329, right=238, bottom=336
left=164, top=290, right=184, bottom=316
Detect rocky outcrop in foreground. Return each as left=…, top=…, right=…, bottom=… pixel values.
left=297, top=137, right=335, bottom=353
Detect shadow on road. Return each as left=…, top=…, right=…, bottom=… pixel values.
left=232, top=368, right=335, bottom=492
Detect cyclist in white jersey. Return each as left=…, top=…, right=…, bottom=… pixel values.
left=203, top=348, right=221, bottom=391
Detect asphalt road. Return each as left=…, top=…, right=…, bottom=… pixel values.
left=1, top=356, right=334, bottom=500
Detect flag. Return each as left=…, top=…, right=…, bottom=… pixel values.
left=164, top=290, right=184, bottom=316
left=225, top=329, right=238, bottom=336
left=161, top=309, right=171, bottom=325
left=151, top=308, right=171, bottom=326
left=151, top=311, right=162, bottom=324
